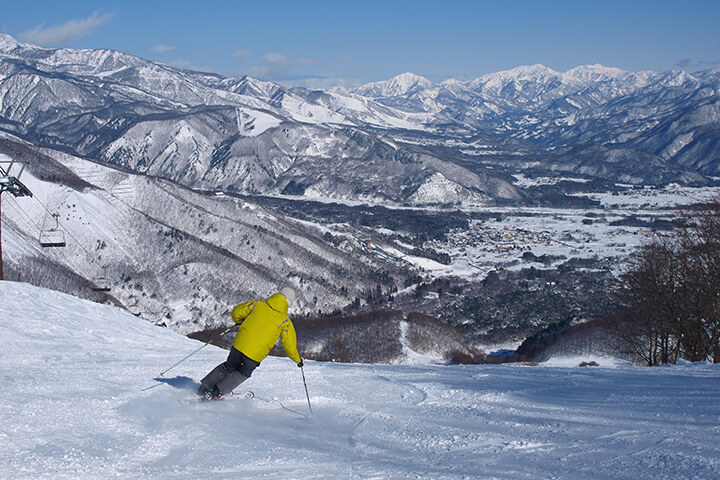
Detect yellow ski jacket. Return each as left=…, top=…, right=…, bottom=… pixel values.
left=230, top=293, right=301, bottom=364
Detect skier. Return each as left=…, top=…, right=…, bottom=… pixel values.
left=196, top=287, right=303, bottom=401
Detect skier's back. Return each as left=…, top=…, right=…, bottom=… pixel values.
left=196, top=287, right=302, bottom=401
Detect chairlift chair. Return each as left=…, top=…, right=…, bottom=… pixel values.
left=39, top=213, right=66, bottom=248
left=91, top=266, right=112, bottom=292
left=91, top=279, right=111, bottom=292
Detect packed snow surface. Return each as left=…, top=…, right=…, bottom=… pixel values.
left=1, top=281, right=719, bottom=479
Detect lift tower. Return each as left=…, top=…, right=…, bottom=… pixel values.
left=0, top=157, right=33, bottom=280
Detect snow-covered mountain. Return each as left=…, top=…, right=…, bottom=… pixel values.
left=354, top=72, right=436, bottom=97
left=349, top=64, right=720, bottom=178
left=0, top=34, right=525, bottom=206
left=2, top=280, right=719, bottom=479
left=1, top=32, right=716, bottom=207
left=0, top=131, right=417, bottom=331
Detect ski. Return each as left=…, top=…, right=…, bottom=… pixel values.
left=179, top=390, right=254, bottom=404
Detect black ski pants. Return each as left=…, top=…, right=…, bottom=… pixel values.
left=201, top=347, right=260, bottom=395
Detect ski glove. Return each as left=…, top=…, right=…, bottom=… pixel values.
left=297, top=359, right=304, bottom=368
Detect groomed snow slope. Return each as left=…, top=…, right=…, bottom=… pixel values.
left=1, top=281, right=719, bottom=479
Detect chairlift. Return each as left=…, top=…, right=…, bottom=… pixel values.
left=39, top=213, right=66, bottom=248
left=0, top=158, right=33, bottom=197
left=91, top=266, right=112, bottom=292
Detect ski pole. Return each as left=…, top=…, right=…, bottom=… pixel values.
left=300, top=365, right=312, bottom=414
left=158, top=324, right=238, bottom=377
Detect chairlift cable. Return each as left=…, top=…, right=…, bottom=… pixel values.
left=11, top=192, right=111, bottom=284
left=4, top=194, right=42, bottom=234
left=4, top=154, right=116, bottom=292
left=5, top=195, right=98, bottom=280
left=30, top=194, right=106, bottom=274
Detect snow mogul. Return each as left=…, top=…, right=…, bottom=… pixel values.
left=195, top=287, right=303, bottom=401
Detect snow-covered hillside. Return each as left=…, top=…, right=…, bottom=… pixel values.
left=1, top=281, right=719, bottom=479
left=0, top=142, right=413, bottom=331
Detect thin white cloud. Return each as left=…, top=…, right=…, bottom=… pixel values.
left=248, top=51, right=321, bottom=80
left=674, top=58, right=720, bottom=71
left=295, top=57, right=321, bottom=66
left=152, top=44, right=175, bottom=54
left=165, top=59, right=213, bottom=73
left=247, top=64, right=288, bottom=79
left=233, top=49, right=250, bottom=60
left=263, top=52, right=288, bottom=65
left=275, top=75, right=364, bottom=90
left=19, top=12, right=114, bottom=46
left=169, top=60, right=194, bottom=69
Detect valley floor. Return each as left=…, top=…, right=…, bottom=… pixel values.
left=1, top=281, right=719, bottom=479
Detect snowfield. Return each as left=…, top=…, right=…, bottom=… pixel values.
left=1, top=281, right=719, bottom=479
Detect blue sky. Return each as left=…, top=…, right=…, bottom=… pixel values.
left=2, top=1, right=718, bottom=87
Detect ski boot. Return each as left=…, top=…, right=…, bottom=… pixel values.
left=194, top=385, right=219, bottom=401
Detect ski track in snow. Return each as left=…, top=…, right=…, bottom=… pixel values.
left=1, top=281, right=720, bottom=479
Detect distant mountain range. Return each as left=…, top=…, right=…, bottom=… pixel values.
left=1, top=33, right=718, bottom=209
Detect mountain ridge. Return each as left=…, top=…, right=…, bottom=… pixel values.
left=2, top=33, right=718, bottom=195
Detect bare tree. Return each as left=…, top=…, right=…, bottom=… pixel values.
left=676, top=198, right=720, bottom=362
left=619, top=241, right=680, bottom=365
left=618, top=196, right=720, bottom=365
